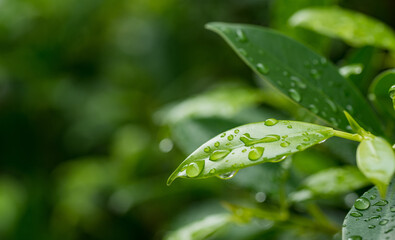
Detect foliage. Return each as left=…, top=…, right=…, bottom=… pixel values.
left=168, top=4, right=395, bottom=240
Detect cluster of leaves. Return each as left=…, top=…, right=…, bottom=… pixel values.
left=166, top=5, right=395, bottom=240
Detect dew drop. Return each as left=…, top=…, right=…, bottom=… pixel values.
left=347, top=236, right=362, bottom=240
left=296, top=145, right=305, bottom=151
left=242, top=149, right=247, bottom=153
left=236, top=29, right=248, bottom=42
left=354, top=197, right=370, bottom=210
left=204, top=146, right=211, bottom=153
left=368, top=225, right=376, bottom=229
left=227, top=135, right=234, bottom=141
left=240, top=133, right=280, bottom=146
left=186, top=161, right=205, bottom=178
left=217, top=170, right=238, bottom=179
left=326, top=99, right=337, bottom=112
left=234, top=129, right=240, bottom=134
left=370, top=195, right=377, bottom=200
left=376, top=207, right=382, bottom=212
left=287, top=125, right=292, bottom=129
left=350, top=212, right=363, bottom=217
left=379, top=219, right=389, bottom=225
left=290, top=76, right=306, bottom=89
left=308, top=104, right=319, bottom=114
left=220, top=133, right=226, bottom=138
left=280, top=141, right=290, bottom=147
left=238, top=48, right=247, bottom=56
left=289, top=89, right=301, bottom=102
left=256, top=63, right=270, bottom=74
left=209, top=168, right=217, bottom=174
left=264, top=118, right=278, bottom=126
left=374, top=200, right=388, bottom=206
left=390, top=206, right=395, bottom=212
left=248, top=147, right=264, bottom=161
left=214, top=141, right=220, bottom=147
left=209, top=150, right=231, bottom=161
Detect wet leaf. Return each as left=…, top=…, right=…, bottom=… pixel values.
left=206, top=22, right=382, bottom=134
left=168, top=120, right=334, bottom=185
left=343, top=177, right=395, bottom=240
left=290, top=166, right=369, bottom=202
left=369, top=69, right=395, bottom=120
left=165, top=213, right=232, bottom=240
left=289, top=6, right=395, bottom=51
left=357, top=136, right=395, bottom=197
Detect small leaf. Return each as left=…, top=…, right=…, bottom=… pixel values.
left=342, top=177, right=395, bottom=240
left=290, top=166, right=370, bottom=202
left=357, top=136, right=395, bottom=197
left=289, top=6, right=395, bottom=51
left=344, top=111, right=367, bottom=136
left=156, top=85, right=263, bottom=125
left=206, top=22, right=383, bottom=134
left=167, top=120, right=334, bottom=185
left=369, top=69, right=395, bottom=120
left=165, top=213, right=232, bottom=240
left=339, top=64, right=363, bottom=78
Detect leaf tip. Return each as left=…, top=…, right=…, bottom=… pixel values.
left=166, top=171, right=179, bottom=186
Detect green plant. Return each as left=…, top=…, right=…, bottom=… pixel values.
left=166, top=6, right=395, bottom=240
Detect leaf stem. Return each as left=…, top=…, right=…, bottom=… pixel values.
left=333, top=130, right=363, bottom=142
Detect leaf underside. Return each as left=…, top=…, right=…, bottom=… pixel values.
left=168, top=120, right=334, bottom=185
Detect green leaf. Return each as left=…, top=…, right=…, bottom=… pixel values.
left=224, top=203, right=288, bottom=222
left=156, top=85, right=263, bottom=125
left=342, top=178, right=395, bottom=240
left=205, top=22, right=382, bottom=135
left=369, top=69, right=395, bottom=120
left=289, top=6, right=395, bottom=51
left=339, top=64, right=363, bottom=78
left=167, top=120, right=334, bottom=185
left=357, top=136, right=395, bottom=197
left=165, top=213, right=232, bottom=240
left=290, top=166, right=370, bottom=202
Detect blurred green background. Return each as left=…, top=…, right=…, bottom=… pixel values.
left=0, top=0, right=394, bottom=239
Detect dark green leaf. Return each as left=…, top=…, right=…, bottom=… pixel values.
left=289, top=7, right=395, bottom=51
left=343, top=178, right=395, bottom=240
left=205, top=22, right=382, bottom=134
left=369, top=69, right=395, bottom=120
left=167, top=120, right=334, bottom=185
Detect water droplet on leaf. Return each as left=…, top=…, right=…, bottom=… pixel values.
left=236, top=29, right=248, bottom=42
left=289, top=89, right=301, bottom=102
left=204, top=147, right=211, bottom=153
left=218, top=170, right=238, bottom=179
left=256, top=63, right=270, bottom=74
left=350, top=212, right=363, bottom=217
left=248, top=147, right=264, bottom=161
left=374, top=200, right=388, bottom=206
left=186, top=161, right=205, bottom=178
left=227, top=135, right=234, bottom=141
left=209, top=150, right=231, bottom=161
left=354, top=197, right=370, bottom=210
left=280, top=141, right=290, bottom=147
left=264, top=118, right=278, bottom=126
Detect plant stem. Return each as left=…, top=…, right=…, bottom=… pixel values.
left=333, top=130, right=363, bottom=142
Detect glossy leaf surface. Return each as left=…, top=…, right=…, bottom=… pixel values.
left=289, top=7, right=395, bottom=51
left=165, top=213, right=232, bottom=240
left=206, top=22, right=382, bottom=134
left=357, top=136, right=395, bottom=197
left=168, top=120, right=334, bottom=185
left=290, top=166, right=369, bottom=202
left=369, top=69, right=395, bottom=119
left=342, top=178, right=395, bottom=240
